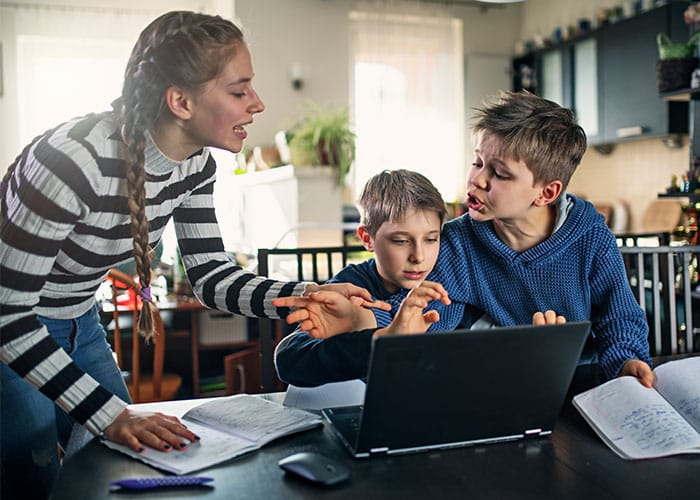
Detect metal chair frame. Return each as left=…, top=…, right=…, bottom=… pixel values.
left=618, top=245, right=699, bottom=356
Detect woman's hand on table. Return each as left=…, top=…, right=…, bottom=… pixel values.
left=102, top=408, right=200, bottom=453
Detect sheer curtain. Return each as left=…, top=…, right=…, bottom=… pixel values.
left=349, top=1, right=465, bottom=203
left=12, top=6, right=157, bottom=147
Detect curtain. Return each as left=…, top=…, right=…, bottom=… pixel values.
left=349, top=1, right=465, bottom=203
left=10, top=5, right=158, bottom=147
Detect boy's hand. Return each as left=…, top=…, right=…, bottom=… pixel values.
left=273, top=291, right=369, bottom=338
left=532, top=310, right=566, bottom=325
left=409, top=281, right=451, bottom=306
left=305, top=283, right=391, bottom=311
left=374, top=284, right=444, bottom=337
left=619, top=359, right=655, bottom=388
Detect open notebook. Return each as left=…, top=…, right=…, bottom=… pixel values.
left=323, top=321, right=591, bottom=458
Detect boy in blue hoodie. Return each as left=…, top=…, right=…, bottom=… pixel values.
left=275, top=168, right=563, bottom=387
left=276, top=91, right=653, bottom=388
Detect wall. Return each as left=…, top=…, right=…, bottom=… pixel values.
left=519, top=0, right=630, bottom=41
left=233, top=0, right=522, bottom=160
left=0, top=0, right=521, bottom=177
left=572, top=139, right=687, bottom=232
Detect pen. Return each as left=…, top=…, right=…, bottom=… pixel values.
left=109, top=476, right=214, bottom=490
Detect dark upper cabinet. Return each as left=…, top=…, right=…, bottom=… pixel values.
left=598, top=2, right=688, bottom=144
left=512, top=2, right=690, bottom=147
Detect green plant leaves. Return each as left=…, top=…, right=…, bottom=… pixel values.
left=288, top=102, right=356, bottom=186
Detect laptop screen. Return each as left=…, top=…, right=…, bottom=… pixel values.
left=325, top=321, right=591, bottom=457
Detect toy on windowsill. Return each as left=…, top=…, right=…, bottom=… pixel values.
left=671, top=158, right=700, bottom=194
left=680, top=174, right=692, bottom=193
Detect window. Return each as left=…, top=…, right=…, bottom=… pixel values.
left=349, top=6, right=464, bottom=202
left=6, top=7, right=156, bottom=147
left=17, top=36, right=132, bottom=146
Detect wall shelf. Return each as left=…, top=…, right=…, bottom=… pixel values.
left=658, top=192, right=700, bottom=203
left=659, top=87, right=700, bottom=102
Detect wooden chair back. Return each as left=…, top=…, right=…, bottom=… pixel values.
left=106, top=269, right=182, bottom=403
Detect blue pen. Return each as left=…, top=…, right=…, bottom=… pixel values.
left=109, top=476, right=214, bottom=490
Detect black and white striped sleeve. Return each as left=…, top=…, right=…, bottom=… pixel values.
left=172, top=157, right=309, bottom=317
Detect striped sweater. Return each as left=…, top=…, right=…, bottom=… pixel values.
left=0, top=112, right=305, bottom=434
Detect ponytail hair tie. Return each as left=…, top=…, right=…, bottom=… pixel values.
left=140, top=286, right=152, bottom=303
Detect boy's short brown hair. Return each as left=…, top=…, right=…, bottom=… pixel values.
left=357, top=169, right=447, bottom=236
left=472, top=90, right=587, bottom=191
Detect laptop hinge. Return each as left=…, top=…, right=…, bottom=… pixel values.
left=369, top=447, right=389, bottom=456
left=524, top=428, right=551, bottom=437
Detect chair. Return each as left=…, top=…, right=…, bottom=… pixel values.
left=615, top=200, right=683, bottom=247
left=640, top=199, right=682, bottom=235
left=223, top=346, right=262, bottom=395
left=255, top=245, right=367, bottom=392
left=618, top=245, right=700, bottom=357
left=106, top=269, right=182, bottom=403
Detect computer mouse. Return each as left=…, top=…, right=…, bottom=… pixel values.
left=278, top=451, right=350, bottom=486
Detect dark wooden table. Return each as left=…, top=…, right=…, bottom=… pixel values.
left=50, top=396, right=700, bottom=500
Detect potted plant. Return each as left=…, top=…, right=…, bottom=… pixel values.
left=287, top=102, right=356, bottom=186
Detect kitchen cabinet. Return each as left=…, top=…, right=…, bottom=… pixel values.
left=539, top=48, right=565, bottom=106
left=515, top=37, right=597, bottom=141
left=513, top=3, right=690, bottom=147
left=597, top=2, right=688, bottom=144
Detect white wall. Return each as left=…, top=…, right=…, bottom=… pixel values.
left=0, top=0, right=521, bottom=173
left=233, top=0, right=522, bottom=154
left=519, top=0, right=639, bottom=41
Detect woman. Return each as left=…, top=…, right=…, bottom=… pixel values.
left=0, top=11, right=377, bottom=498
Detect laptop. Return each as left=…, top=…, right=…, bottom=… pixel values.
left=322, top=321, right=591, bottom=458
